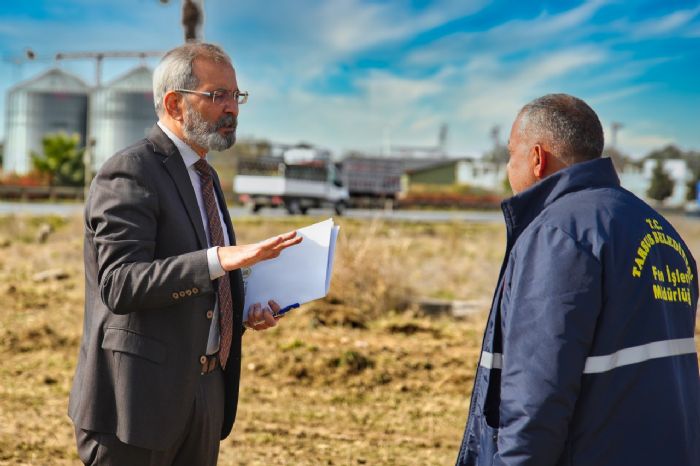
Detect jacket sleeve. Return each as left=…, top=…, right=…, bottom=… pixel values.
left=495, top=225, right=602, bottom=466
left=88, top=152, right=214, bottom=314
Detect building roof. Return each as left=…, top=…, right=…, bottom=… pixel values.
left=8, top=67, right=89, bottom=94
left=100, top=65, right=153, bottom=91
left=404, top=157, right=481, bottom=175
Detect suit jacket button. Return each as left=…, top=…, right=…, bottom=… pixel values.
left=172, top=292, right=179, bottom=299
left=179, top=291, right=186, bottom=297
left=192, top=287, right=199, bottom=294
left=206, top=310, right=214, bottom=319
left=200, top=355, right=207, bottom=364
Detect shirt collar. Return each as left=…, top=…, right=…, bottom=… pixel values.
left=157, top=121, right=207, bottom=168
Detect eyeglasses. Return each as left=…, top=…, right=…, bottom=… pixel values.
left=175, top=89, right=249, bottom=105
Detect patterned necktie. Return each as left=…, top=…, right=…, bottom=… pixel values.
left=194, top=158, right=233, bottom=369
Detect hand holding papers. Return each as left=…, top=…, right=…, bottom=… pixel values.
left=242, top=218, right=340, bottom=321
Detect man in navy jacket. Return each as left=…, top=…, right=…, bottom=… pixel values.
left=456, top=94, right=699, bottom=466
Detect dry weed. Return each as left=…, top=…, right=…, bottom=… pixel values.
left=0, top=212, right=697, bottom=466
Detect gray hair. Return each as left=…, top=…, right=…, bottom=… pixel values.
left=516, top=94, right=604, bottom=164
left=153, top=43, right=232, bottom=117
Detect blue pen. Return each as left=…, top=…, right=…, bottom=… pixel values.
left=247, top=302, right=300, bottom=328
left=274, top=302, right=300, bottom=318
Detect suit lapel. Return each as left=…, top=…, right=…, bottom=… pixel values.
left=211, top=170, right=236, bottom=246
left=148, top=124, right=243, bottom=315
left=148, top=125, right=208, bottom=249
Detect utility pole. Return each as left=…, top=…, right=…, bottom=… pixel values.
left=438, top=123, right=448, bottom=158
left=611, top=122, right=623, bottom=148
left=182, top=0, right=204, bottom=42
left=490, top=125, right=501, bottom=148
left=159, top=0, right=205, bottom=42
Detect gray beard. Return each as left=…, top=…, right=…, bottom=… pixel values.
left=182, top=103, right=237, bottom=152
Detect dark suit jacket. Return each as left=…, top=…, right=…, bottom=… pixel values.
left=68, top=124, right=245, bottom=451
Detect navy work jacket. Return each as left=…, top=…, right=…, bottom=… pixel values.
left=456, top=157, right=700, bottom=466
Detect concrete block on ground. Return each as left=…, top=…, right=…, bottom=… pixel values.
left=417, top=298, right=488, bottom=318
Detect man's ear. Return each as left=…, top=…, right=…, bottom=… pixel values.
left=163, top=91, right=184, bottom=122
left=532, top=144, right=547, bottom=179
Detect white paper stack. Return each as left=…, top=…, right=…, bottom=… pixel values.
left=242, top=218, right=340, bottom=320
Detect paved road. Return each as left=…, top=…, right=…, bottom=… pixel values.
left=0, top=201, right=504, bottom=223
left=0, top=202, right=86, bottom=216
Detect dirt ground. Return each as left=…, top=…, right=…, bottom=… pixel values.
left=0, top=212, right=698, bottom=465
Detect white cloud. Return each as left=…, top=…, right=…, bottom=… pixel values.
left=406, top=0, right=607, bottom=66
left=456, top=46, right=608, bottom=124
left=315, top=0, right=439, bottom=53
left=357, top=71, right=441, bottom=104
left=241, top=44, right=612, bottom=156
left=617, top=131, right=676, bottom=158
left=588, top=83, right=654, bottom=105
left=634, top=6, right=700, bottom=37
left=1, top=0, right=699, bottom=158
left=610, top=5, right=700, bottom=40
left=241, top=70, right=449, bottom=154
left=208, top=0, right=488, bottom=81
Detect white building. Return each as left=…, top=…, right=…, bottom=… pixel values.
left=3, top=66, right=157, bottom=175
left=4, top=68, right=89, bottom=174
left=619, top=159, right=692, bottom=207
left=403, top=157, right=506, bottom=191
left=90, top=66, right=156, bottom=169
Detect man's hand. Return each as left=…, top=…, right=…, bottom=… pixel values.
left=217, top=230, right=302, bottom=271
left=245, top=300, right=283, bottom=331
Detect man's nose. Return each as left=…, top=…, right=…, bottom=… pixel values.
left=223, top=100, right=239, bottom=116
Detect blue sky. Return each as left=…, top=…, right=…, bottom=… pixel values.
left=1, top=0, right=699, bottom=158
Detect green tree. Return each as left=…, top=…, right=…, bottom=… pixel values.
left=646, top=144, right=684, bottom=161
left=647, top=159, right=674, bottom=202
left=501, top=173, right=513, bottom=196
left=30, top=133, right=85, bottom=187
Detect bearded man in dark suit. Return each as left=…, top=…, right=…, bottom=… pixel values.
left=69, top=42, right=301, bottom=466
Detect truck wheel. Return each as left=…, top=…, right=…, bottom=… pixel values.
left=251, top=203, right=262, bottom=214
left=285, top=200, right=301, bottom=215
left=334, top=201, right=346, bottom=216
left=300, top=207, right=309, bottom=215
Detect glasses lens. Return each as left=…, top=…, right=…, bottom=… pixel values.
left=212, top=91, right=224, bottom=104
left=237, top=92, right=248, bottom=105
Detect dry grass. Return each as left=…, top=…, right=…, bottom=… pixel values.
left=0, top=212, right=697, bottom=465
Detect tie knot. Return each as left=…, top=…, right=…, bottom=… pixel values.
left=194, top=158, right=212, bottom=178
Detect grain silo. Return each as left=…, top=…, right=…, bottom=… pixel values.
left=4, top=68, right=89, bottom=174
left=90, top=66, right=156, bottom=169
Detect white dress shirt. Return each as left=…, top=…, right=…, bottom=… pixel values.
left=158, top=121, right=230, bottom=355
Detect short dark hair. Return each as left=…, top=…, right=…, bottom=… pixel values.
left=517, top=93, right=604, bottom=164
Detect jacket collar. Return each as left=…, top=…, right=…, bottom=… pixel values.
left=147, top=123, right=182, bottom=160
left=502, top=157, right=620, bottom=241
left=146, top=123, right=208, bottom=249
